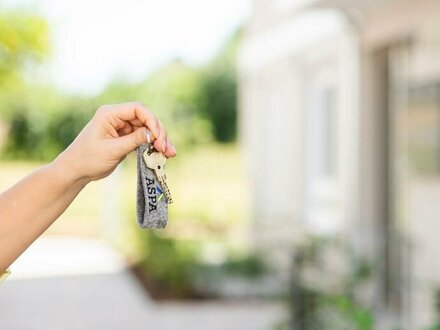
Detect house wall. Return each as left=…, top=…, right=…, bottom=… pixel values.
left=249, top=0, right=322, bottom=33
left=359, top=1, right=440, bottom=328
left=241, top=0, right=440, bottom=327
left=362, top=0, right=440, bottom=50
left=239, top=7, right=361, bottom=271
left=239, top=55, right=306, bottom=271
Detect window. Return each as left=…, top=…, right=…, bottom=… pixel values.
left=305, top=69, right=341, bottom=235
left=307, top=77, right=339, bottom=182
left=310, top=86, right=338, bottom=177
left=407, top=84, right=440, bottom=176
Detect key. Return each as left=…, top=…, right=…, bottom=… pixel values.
left=143, top=150, right=173, bottom=204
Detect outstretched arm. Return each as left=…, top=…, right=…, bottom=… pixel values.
left=0, top=102, right=176, bottom=272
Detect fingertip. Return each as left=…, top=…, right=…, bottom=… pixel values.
left=165, top=151, right=176, bottom=158
left=165, top=144, right=177, bottom=158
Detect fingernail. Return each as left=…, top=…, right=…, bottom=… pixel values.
left=162, top=141, right=167, bottom=153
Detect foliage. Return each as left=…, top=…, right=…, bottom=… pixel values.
left=134, top=229, right=200, bottom=298
left=97, top=61, right=213, bottom=149
left=0, top=18, right=240, bottom=158
left=197, top=29, right=241, bottom=142
left=198, top=68, right=237, bottom=142
left=3, top=93, right=95, bottom=160
left=289, top=237, right=375, bottom=330
left=131, top=228, right=267, bottom=299
left=2, top=61, right=213, bottom=160
left=221, top=254, right=267, bottom=278
left=0, top=10, right=48, bottom=111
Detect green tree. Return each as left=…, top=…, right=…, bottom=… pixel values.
left=97, top=60, right=213, bottom=148
left=0, top=10, right=49, bottom=112
left=198, top=29, right=241, bottom=142
left=0, top=10, right=49, bottom=158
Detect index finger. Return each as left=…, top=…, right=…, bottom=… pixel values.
left=103, top=102, right=160, bottom=139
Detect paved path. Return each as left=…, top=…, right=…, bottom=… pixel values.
left=0, top=238, right=283, bottom=330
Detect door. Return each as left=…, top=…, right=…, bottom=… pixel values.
left=381, top=28, right=440, bottom=328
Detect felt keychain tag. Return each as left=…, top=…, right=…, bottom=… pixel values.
left=136, top=143, right=168, bottom=229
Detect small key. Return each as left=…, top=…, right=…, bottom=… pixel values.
left=143, top=149, right=173, bottom=204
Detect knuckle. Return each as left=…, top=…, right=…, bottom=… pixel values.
left=97, top=104, right=109, bottom=114
left=132, top=101, right=145, bottom=109
left=131, top=132, right=140, bottom=148
left=95, top=105, right=110, bottom=119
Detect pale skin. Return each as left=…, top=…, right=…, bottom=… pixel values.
left=0, top=102, right=177, bottom=273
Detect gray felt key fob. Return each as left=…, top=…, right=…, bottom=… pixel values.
left=136, top=143, right=168, bottom=229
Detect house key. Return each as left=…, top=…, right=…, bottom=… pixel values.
left=143, top=148, right=173, bottom=204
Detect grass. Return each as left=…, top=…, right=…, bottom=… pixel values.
left=0, top=143, right=250, bottom=246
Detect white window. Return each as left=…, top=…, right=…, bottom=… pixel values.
left=309, top=85, right=338, bottom=177
left=305, top=69, right=342, bottom=234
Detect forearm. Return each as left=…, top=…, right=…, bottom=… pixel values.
left=0, top=158, right=89, bottom=271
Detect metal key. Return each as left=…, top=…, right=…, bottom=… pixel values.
left=143, top=149, right=173, bottom=204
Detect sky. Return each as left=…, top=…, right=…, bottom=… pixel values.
left=5, top=0, right=251, bottom=95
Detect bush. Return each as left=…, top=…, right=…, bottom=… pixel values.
left=197, top=29, right=241, bottom=143
left=130, top=227, right=268, bottom=299
left=1, top=28, right=241, bottom=157
left=289, top=237, right=375, bottom=330
left=133, top=230, right=201, bottom=298
left=3, top=96, right=94, bottom=160
left=198, top=69, right=237, bottom=142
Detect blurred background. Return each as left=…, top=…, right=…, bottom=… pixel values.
left=2, top=0, right=440, bottom=329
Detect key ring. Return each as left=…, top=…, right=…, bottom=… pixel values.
left=146, top=129, right=151, bottom=145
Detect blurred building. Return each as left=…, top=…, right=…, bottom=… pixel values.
left=239, top=0, right=440, bottom=328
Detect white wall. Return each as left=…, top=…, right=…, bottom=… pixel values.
left=239, top=8, right=361, bottom=253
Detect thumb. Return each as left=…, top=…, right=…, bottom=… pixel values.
left=114, top=126, right=147, bottom=155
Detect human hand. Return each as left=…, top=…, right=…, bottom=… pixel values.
left=54, top=102, right=177, bottom=183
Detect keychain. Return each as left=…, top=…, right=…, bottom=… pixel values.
left=136, top=130, right=171, bottom=229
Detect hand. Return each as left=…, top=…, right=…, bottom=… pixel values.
left=54, top=102, right=177, bottom=183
